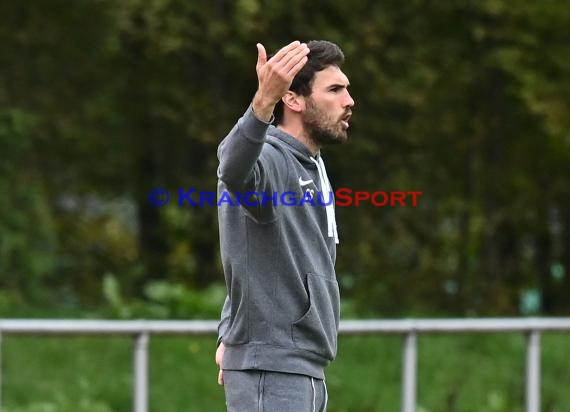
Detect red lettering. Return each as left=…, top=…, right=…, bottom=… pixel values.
left=390, top=191, right=406, bottom=206
left=371, top=191, right=388, bottom=206
left=407, top=191, right=422, bottom=206
left=335, top=188, right=353, bottom=207
left=354, top=191, right=370, bottom=206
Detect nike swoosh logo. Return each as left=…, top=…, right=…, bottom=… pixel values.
left=299, top=177, right=314, bottom=186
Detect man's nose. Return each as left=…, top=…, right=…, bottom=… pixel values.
left=344, top=90, right=355, bottom=108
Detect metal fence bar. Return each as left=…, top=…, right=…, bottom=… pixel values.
left=340, top=318, right=570, bottom=334
left=526, top=330, right=541, bottom=412
left=134, top=333, right=149, bottom=412
left=402, top=331, right=417, bottom=412
left=0, top=320, right=219, bottom=335
left=2, top=318, right=570, bottom=334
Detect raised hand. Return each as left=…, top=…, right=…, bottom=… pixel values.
left=252, top=41, right=310, bottom=121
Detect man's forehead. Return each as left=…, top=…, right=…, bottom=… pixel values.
left=312, top=66, right=350, bottom=87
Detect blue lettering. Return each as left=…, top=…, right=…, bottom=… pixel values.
left=217, top=191, right=235, bottom=207
left=298, top=190, right=316, bottom=206
left=261, top=191, right=278, bottom=206
left=178, top=188, right=197, bottom=206
left=317, top=191, right=333, bottom=206
left=280, top=191, right=297, bottom=206
left=242, top=191, right=259, bottom=207
left=200, top=191, right=216, bottom=206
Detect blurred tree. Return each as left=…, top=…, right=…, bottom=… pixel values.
left=0, top=0, right=568, bottom=315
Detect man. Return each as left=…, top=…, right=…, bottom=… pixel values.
left=215, top=40, right=354, bottom=412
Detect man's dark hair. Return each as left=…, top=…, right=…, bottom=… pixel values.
left=273, top=40, right=345, bottom=125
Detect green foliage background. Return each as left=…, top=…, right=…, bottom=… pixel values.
left=0, top=0, right=569, bottom=317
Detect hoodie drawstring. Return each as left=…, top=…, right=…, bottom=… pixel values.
left=310, top=156, right=339, bottom=244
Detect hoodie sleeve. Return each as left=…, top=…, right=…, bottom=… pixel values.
left=217, top=105, right=273, bottom=193
left=217, top=294, right=230, bottom=347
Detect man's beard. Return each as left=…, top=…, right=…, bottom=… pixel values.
left=302, top=97, right=349, bottom=147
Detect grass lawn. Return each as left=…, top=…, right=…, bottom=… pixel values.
left=2, top=332, right=569, bottom=411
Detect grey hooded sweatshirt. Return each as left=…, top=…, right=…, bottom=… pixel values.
left=216, top=105, right=340, bottom=379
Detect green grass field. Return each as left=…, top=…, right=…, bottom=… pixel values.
left=2, top=333, right=570, bottom=411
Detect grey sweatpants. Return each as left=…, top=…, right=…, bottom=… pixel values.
left=223, top=370, right=328, bottom=412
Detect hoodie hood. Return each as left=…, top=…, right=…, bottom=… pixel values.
left=267, top=126, right=315, bottom=163
left=267, top=126, right=339, bottom=244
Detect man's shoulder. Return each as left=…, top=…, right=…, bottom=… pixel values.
left=261, top=130, right=290, bottom=160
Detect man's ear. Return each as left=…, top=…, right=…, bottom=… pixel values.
left=282, top=91, right=303, bottom=113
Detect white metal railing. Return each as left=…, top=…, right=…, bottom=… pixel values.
left=1, top=318, right=570, bottom=412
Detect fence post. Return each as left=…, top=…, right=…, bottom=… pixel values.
left=402, top=331, right=417, bottom=412
left=134, top=332, right=149, bottom=412
left=525, top=330, right=540, bottom=412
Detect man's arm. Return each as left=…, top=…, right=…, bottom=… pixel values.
left=217, top=41, right=309, bottom=192
left=217, top=294, right=230, bottom=348
left=215, top=295, right=230, bottom=386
